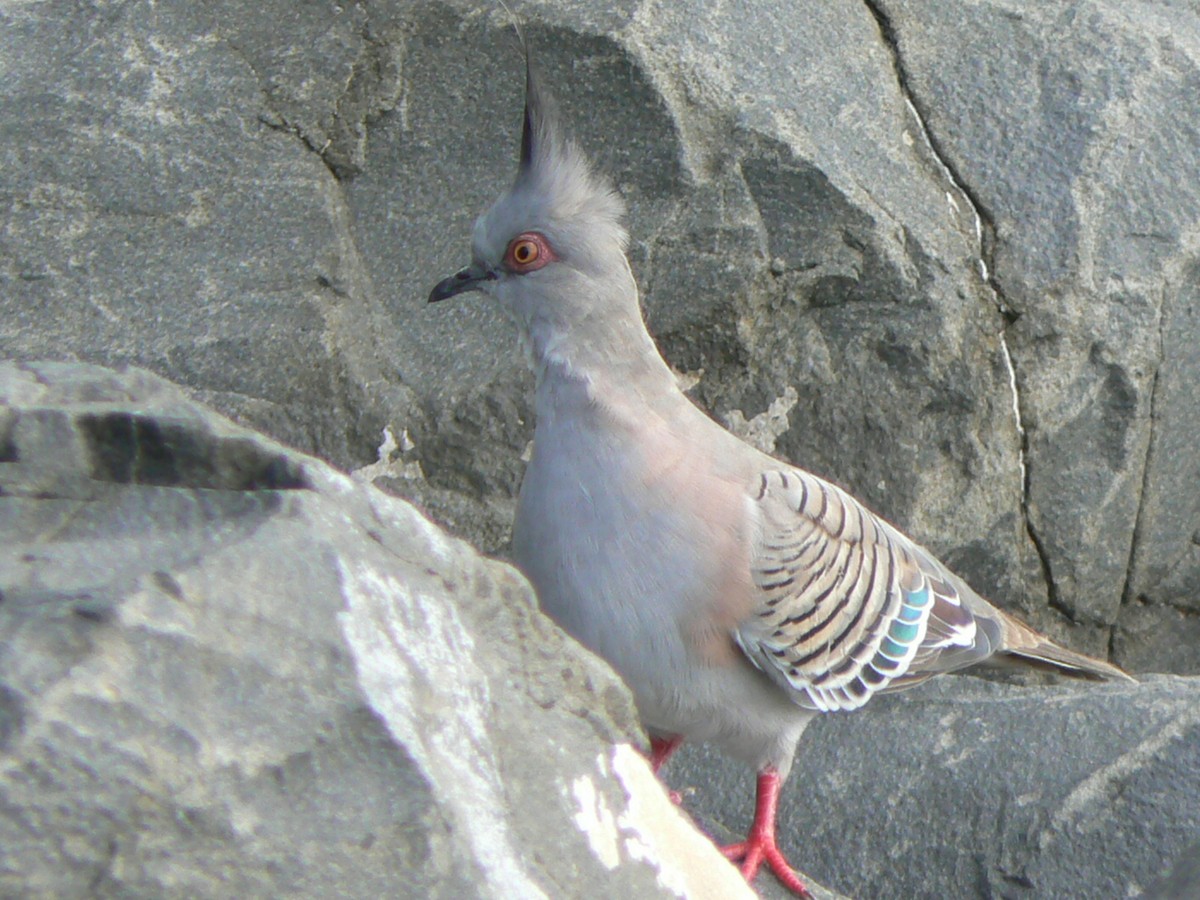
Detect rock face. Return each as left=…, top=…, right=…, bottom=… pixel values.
left=3, top=361, right=1195, bottom=900
left=5, top=1, right=1200, bottom=897
left=4, top=0, right=1197, bottom=670
left=670, top=674, right=1200, bottom=899
left=867, top=0, right=1200, bottom=667
left=0, top=361, right=758, bottom=899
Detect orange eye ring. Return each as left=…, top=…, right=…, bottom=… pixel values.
left=504, top=232, right=556, bottom=273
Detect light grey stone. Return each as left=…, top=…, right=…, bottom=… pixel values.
left=0, top=360, right=762, bottom=900
left=0, top=0, right=417, bottom=472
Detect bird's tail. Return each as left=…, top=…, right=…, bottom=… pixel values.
left=993, top=608, right=1135, bottom=682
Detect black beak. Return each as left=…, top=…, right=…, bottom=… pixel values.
left=428, top=263, right=496, bottom=303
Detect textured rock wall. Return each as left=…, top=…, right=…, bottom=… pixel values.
left=672, top=675, right=1200, bottom=900
left=4, top=0, right=1196, bottom=670
left=868, top=0, right=1200, bottom=674
left=0, top=360, right=759, bottom=899
left=4, top=359, right=1197, bottom=900
left=5, top=3, right=1200, bottom=897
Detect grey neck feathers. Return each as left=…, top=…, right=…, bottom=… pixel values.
left=524, top=282, right=681, bottom=420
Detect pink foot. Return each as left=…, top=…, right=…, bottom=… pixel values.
left=648, top=734, right=683, bottom=773
left=648, top=735, right=685, bottom=805
left=720, top=768, right=811, bottom=898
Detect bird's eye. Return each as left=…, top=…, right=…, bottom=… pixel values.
left=504, top=232, right=556, bottom=273
left=513, top=240, right=538, bottom=264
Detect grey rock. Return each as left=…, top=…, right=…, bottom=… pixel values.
left=867, top=0, right=1200, bottom=648
left=0, top=0, right=417, bottom=473
left=6, top=3, right=1197, bottom=897
left=1144, top=840, right=1200, bottom=900
left=4, top=360, right=1194, bottom=900
left=1114, top=602, right=1200, bottom=676
left=0, top=360, right=763, bottom=900
left=666, top=674, right=1200, bottom=899
left=6, top=0, right=1198, bottom=668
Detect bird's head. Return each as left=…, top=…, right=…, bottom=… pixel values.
left=428, top=42, right=638, bottom=367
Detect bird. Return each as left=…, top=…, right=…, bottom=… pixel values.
left=428, top=35, right=1133, bottom=898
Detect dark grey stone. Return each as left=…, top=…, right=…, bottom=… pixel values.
left=1144, top=840, right=1200, bottom=900
left=1115, top=602, right=1200, bottom=676
left=866, top=0, right=1200, bottom=654
left=666, top=674, right=1200, bottom=900
left=6, top=2, right=1200, bottom=893
left=0, top=0, right=417, bottom=472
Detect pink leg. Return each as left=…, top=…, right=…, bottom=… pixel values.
left=649, top=734, right=683, bottom=774
left=647, top=735, right=684, bottom=805
left=720, top=768, right=811, bottom=898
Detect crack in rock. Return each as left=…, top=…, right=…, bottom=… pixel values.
left=1120, top=298, right=1167, bottom=609
left=861, top=0, right=1060, bottom=612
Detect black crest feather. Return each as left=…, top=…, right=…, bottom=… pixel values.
left=494, top=6, right=628, bottom=249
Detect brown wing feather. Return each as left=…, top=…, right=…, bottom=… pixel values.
left=736, top=469, right=1133, bottom=713
left=737, top=470, right=985, bottom=712
left=989, top=608, right=1134, bottom=681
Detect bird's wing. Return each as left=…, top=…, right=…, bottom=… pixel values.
left=735, top=468, right=1003, bottom=712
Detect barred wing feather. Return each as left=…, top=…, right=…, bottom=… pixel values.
left=736, top=469, right=999, bottom=712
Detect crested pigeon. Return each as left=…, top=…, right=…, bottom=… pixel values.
left=428, top=38, right=1133, bottom=898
